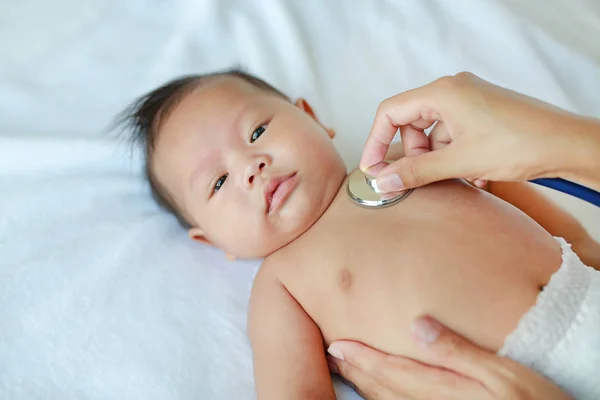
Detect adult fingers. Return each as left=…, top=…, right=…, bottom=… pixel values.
left=328, top=341, right=490, bottom=400
left=410, top=316, right=500, bottom=384
left=428, top=121, right=452, bottom=151
left=360, top=85, right=440, bottom=171
left=412, top=316, right=573, bottom=400
left=428, top=122, right=487, bottom=188
left=375, top=144, right=469, bottom=192
left=328, top=341, right=391, bottom=378
left=326, top=352, right=397, bottom=400
left=399, top=124, right=432, bottom=157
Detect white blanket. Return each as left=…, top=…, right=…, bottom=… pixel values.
left=1, top=1, right=600, bottom=399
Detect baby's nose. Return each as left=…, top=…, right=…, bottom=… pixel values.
left=245, top=158, right=268, bottom=187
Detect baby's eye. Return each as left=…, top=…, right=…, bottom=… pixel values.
left=251, top=124, right=267, bottom=143
left=214, top=174, right=228, bottom=193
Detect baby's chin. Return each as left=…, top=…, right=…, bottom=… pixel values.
left=226, top=176, right=345, bottom=259
left=260, top=195, right=335, bottom=257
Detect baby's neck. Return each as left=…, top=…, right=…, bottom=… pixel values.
left=264, top=172, right=350, bottom=260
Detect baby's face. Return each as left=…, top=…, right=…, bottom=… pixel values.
left=153, top=77, right=347, bottom=258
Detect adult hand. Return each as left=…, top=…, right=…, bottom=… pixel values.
left=361, top=72, right=600, bottom=192
left=327, top=316, right=571, bottom=400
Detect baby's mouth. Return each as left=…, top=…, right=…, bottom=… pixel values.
left=264, top=172, right=298, bottom=214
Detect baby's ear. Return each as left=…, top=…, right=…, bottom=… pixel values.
left=188, top=227, right=238, bottom=261
left=295, top=98, right=317, bottom=119
left=295, top=98, right=336, bottom=139
left=188, top=227, right=214, bottom=246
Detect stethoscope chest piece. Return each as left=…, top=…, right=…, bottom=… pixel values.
left=346, top=168, right=413, bottom=208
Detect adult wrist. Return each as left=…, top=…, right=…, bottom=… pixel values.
left=557, top=116, right=600, bottom=191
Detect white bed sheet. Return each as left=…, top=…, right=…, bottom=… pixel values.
left=1, top=1, right=599, bottom=399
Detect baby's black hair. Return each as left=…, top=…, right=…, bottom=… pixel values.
left=116, top=68, right=289, bottom=228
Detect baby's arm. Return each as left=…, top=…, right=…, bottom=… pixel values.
left=487, top=181, right=600, bottom=270
left=248, top=265, right=336, bottom=400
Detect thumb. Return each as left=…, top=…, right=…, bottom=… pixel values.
left=411, top=316, right=497, bottom=384
left=377, top=146, right=465, bottom=191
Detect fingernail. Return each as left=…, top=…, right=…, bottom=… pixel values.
left=377, top=173, right=404, bottom=192
left=411, top=316, right=442, bottom=344
left=363, top=161, right=389, bottom=177
left=327, top=344, right=345, bottom=361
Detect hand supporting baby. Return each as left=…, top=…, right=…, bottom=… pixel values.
left=327, top=316, right=572, bottom=400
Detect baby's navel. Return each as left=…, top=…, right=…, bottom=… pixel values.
left=338, top=268, right=352, bottom=292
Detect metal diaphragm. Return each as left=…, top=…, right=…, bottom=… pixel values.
left=346, top=169, right=413, bottom=208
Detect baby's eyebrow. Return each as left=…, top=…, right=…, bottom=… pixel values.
left=231, top=103, right=252, bottom=132
left=189, top=153, right=219, bottom=190
left=187, top=103, right=255, bottom=190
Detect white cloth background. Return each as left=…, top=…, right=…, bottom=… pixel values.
left=1, top=1, right=599, bottom=399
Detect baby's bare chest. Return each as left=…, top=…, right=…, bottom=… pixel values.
left=278, top=181, right=529, bottom=298
left=272, top=181, right=559, bottom=355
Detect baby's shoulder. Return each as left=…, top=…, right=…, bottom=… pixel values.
left=254, top=252, right=289, bottom=287
left=259, top=249, right=296, bottom=277
left=256, top=257, right=279, bottom=280
left=249, top=251, right=307, bottom=313
left=256, top=245, right=311, bottom=286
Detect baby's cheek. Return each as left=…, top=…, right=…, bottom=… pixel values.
left=220, top=220, right=270, bottom=258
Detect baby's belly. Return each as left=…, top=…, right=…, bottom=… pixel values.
left=279, top=179, right=562, bottom=362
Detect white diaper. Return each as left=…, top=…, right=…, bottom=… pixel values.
left=498, top=237, right=600, bottom=400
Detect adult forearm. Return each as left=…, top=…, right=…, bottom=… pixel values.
left=555, top=116, right=600, bottom=191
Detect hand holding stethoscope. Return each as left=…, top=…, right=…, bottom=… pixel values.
left=359, top=72, right=600, bottom=203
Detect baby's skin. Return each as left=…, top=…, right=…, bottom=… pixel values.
left=151, top=76, right=585, bottom=399
left=253, top=174, right=559, bottom=398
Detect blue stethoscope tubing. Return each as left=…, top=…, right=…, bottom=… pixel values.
left=529, top=178, right=600, bottom=207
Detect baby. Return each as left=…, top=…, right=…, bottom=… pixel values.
left=120, top=69, right=600, bottom=399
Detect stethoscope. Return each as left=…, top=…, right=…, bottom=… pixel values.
left=346, top=169, right=600, bottom=208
